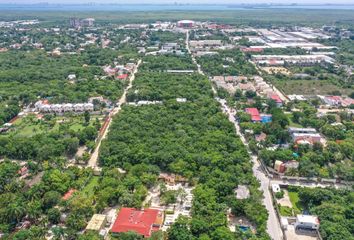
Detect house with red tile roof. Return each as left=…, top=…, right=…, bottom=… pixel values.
left=269, top=93, right=283, bottom=107
left=117, top=74, right=129, bottom=80
left=245, top=108, right=262, bottom=122
left=111, top=208, right=163, bottom=238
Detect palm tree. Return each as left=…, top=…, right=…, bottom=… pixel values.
left=7, top=202, right=25, bottom=223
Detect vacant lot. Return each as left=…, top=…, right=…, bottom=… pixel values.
left=274, top=80, right=352, bottom=95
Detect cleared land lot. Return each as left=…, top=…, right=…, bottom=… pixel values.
left=274, top=80, right=352, bottom=95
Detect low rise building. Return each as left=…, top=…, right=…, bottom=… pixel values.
left=34, top=100, right=94, bottom=113
left=289, top=127, right=322, bottom=144
left=252, top=54, right=335, bottom=66
left=295, top=215, right=320, bottom=230
left=86, top=214, right=107, bottom=232
left=245, top=108, right=262, bottom=122
left=189, top=40, right=222, bottom=48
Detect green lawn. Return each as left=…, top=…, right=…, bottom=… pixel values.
left=279, top=205, right=293, bottom=216
left=9, top=115, right=102, bottom=137
left=75, top=176, right=99, bottom=199
left=288, top=191, right=302, bottom=214
left=286, top=114, right=303, bottom=128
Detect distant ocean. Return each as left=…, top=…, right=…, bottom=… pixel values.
left=0, top=4, right=354, bottom=12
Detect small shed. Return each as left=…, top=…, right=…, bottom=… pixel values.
left=86, top=214, right=107, bottom=232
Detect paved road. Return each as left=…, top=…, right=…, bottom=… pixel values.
left=87, top=60, right=141, bottom=168
left=218, top=100, right=284, bottom=240
left=271, top=179, right=352, bottom=190
left=187, top=30, right=283, bottom=240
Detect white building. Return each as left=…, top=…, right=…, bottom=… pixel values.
left=67, top=74, right=76, bottom=81
left=295, top=215, right=320, bottom=230
left=63, top=103, right=73, bottom=112
left=34, top=100, right=94, bottom=113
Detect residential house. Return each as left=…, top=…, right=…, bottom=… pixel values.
left=245, top=108, right=261, bottom=122
left=269, top=93, right=283, bottom=107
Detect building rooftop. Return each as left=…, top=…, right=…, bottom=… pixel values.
left=296, top=215, right=319, bottom=224
left=288, top=127, right=317, bottom=133
left=86, top=214, right=106, bottom=231
left=111, top=208, right=161, bottom=237
left=245, top=108, right=262, bottom=122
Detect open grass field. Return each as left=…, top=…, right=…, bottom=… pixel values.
left=75, top=176, right=99, bottom=199
left=288, top=191, right=302, bottom=214
left=274, top=80, right=353, bottom=96
left=9, top=114, right=102, bottom=137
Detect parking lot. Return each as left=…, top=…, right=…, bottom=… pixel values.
left=285, top=225, right=318, bottom=240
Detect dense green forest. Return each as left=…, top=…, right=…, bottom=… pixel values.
left=140, top=54, right=197, bottom=71
left=197, top=49, right=257, bottom=76
left=126, top=72, right=213, bottom=102
left=100, top=54, right=270, bottom=239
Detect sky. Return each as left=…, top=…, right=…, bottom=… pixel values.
left=1, top=0, right=354, bottom=4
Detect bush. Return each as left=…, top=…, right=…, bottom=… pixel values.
left=275, top=190, right=284, bottom=199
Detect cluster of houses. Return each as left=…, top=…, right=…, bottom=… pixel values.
left=146, top=42, right=185, bottom=56
left=189, top=39, right=233, bottom=57
left=212, top=75, right=255, bottom=94
left=212, top=75, right=284, bottom=107
left=34, top=100, right=94, bottom=113
left=254, top=76, right=283, bottom=106
left=103, top=62, right=136, bottom=80
left=320, top=95, right=354, bottom=108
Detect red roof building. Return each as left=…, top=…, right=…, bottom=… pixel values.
left=241, top=48, right=264, bottom=53
left=269, top=94, right=283, bottom=106
left=111, top=208, right=162, bottom=238
left=62, top=189, right=76, bottom=201
left=245, top=108, right=262, bottom=122
left=117, top=74, right=128, bottom=80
